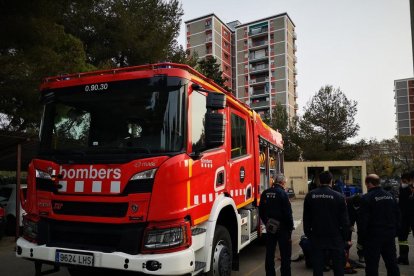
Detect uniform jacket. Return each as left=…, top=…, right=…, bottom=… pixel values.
left=259, top=184, right=294, bottom=232
left=399, top=186, right=412, bottom=219
left=345, top=195, right=362, bottom=241
left=359, top=186, right=400, bottom=242
left=303, top=185, right=349, bottom=248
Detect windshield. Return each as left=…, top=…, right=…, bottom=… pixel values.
left=39, top=76, right=186, bottom=160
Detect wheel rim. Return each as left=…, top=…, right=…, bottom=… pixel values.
left=212, top=240, right=231, bottom=276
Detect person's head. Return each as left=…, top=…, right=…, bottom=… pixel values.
left=319, top=171, right=333, bottom=186
left=400, top=172, right=410, bottom=188
left=273, top=174, right=286, bottom=187
left=365, top=174, right=380, bottom=190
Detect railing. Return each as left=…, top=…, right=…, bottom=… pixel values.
left=249, top=40, right=268, bottom=48
left=249, top=76, right=269, bottom=84
left=250, top=100, right=269, bottom=108
left=249, top=27, right=268, bottom=36
left=249, top=54, right=268, bottom=61
left=251, top=88, right=268, bottom=96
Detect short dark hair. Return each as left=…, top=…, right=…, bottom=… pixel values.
left=319, top=171, right=333, bottom=185
left=365, top=174, right=380, bottom=186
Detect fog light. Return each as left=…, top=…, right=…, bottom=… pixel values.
left=16, top=246, right=22, bottom=255
left=145, top=260, right=162, bottom=271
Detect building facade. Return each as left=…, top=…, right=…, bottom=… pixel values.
left=185, top=14, right=233, bottom=89
left=185, top=13, right=298, bottom=120
left=394, top=78, right=414, bottom=136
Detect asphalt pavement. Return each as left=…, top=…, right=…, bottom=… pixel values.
left=1, top=198, right=414, bottom=275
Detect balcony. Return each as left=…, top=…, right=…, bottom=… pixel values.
left=249, top=54, right=268, bottom=63
left=206, top=36, right=212, bottom=43
left=249, top=27, right=268, bottom=38
left=249, top=76, right=269, bottom=85
left=249, top=40, right=268, bottom=50
left=251, top=87, right=269, bottom=97
left=250, top=99, right=269, bottom=108
left=250, top=64, right=269, bottom=74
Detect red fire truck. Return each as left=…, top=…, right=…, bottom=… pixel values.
left=16, top=63, right=284, bottom=275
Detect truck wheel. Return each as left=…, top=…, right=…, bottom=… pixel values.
left=207, top=225, right=232, bottom=276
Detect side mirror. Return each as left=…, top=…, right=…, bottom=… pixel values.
left=191, top=83, right=226, bottom=110
left=205, top=112, right=225, bottom=148
left=206, top=92, right=226, bottom=109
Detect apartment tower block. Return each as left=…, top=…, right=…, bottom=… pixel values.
left=395, top=78, right=414, bottom=135
left=185, top=13, right=298, bottom=120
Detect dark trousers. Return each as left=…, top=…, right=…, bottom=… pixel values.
left=364, top=235, right=400, bottom=276
left=311, top=246, right=344, bottom=276
left=397, top=218, right=414, bottom=260
left=265, top=230, right=292, bottom=276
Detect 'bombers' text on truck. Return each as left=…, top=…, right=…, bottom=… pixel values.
left=16, top=63, right=284, bottom=276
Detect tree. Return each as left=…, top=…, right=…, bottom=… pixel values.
left=397, top=135, right=414, bottom=170
left=359, top=138, right=401, bottom=177
left=166, top=45, right=198, bottom=68
left=0, top=1, right=93, bottom=132
left=298, top=85, right=359, bottom=160
left=61, top=0, right=183, bottom=67
left=265, top=103, right=301, bottom=161
left=196, top=56, right=231, bottom=91
left=0, top=0, right=185, bottom=131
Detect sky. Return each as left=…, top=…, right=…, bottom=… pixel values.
left=177, top=0, right=413, bottom=142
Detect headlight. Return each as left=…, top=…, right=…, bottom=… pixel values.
left=142, top=222, right=191, bottom=253
left=36, top=169, right=56, bottom=192
left=36, top=169, right=52, bottom=180
left=124, top=169, right=157, bottom=194
left=130, top=169, right=157, bottom=180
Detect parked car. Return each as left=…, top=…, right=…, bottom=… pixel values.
left=0, top=184, right=27, bottom=235
left=286, top=187, right=296, bottom=199
left=0, top=206, right=5, bottom=239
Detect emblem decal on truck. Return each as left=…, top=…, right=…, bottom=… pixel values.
left=201, top=159, right=213, bottom=168
left=59, top=166, right=121, bottom=180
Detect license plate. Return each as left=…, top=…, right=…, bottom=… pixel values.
left=55, top=250, right=94, bottom=266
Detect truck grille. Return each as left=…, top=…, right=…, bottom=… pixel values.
left=52, top=201, right=128, bottom=217
left=38, top=219, right=146, bottom=254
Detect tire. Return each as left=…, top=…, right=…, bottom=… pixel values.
left=206, top=225, right=232, bottom=276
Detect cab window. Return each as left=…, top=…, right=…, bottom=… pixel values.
left=231, top=113, right=247, bottom=159
left=191, top=91, right=207, bottom=152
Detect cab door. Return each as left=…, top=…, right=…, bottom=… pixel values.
left=227, top=109, right=254, bottom=205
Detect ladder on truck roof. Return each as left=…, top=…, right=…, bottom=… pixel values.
left=43, top=62, right=228, bottom=94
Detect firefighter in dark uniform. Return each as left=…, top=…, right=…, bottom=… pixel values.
left=259, top=174, right=294, bottom=276
left=345, top=194, right=364, bottom=263
left=359, top=174, right=400, bottom=276
left=303, top=171, right=349, bottom=276
left=397, top=172, right=413, bottom=265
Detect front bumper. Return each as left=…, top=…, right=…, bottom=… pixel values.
left=16, top=237, right=195, bottom=275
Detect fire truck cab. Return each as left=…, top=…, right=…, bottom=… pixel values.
left=16, top=63, right=284, bottom=275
